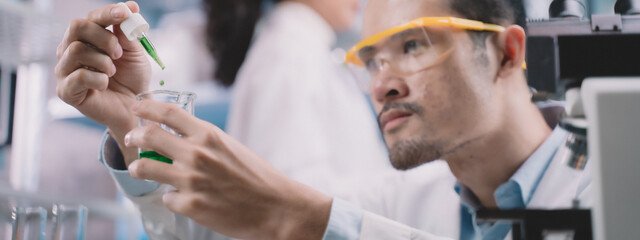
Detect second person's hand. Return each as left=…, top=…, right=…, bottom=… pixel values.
left=55, top=1, right=152, bottom=164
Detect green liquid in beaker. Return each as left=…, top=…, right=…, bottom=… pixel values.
left=140, top=36, right=165, bottom=70
left=140, top=150, right=172, bottom=164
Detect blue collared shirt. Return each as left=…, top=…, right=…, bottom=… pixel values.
left=457, top=126, right=568, bottom=239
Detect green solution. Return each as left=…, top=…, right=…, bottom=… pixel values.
left=139, top=34, right=166, bottom=70
left=140, top=150, right=172, bottom=164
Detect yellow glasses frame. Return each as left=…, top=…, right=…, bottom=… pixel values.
left=345, top=17, right=506, bottom=66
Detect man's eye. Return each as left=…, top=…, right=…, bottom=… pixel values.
left=403, top=40, right=424, bottom=54
left=364, top=58, right=378, bottom=71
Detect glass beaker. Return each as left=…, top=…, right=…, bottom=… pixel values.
left=135, top=90, right=196, bottom=164
left=50, top=204, right=87, bottom=240
left=11, top=207, right=46, bottom=240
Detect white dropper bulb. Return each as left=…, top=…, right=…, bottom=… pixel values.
left=118, top=2, right=149, bottom=41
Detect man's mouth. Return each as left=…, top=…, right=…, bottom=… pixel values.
left=379, top=110, right=413, bottom=131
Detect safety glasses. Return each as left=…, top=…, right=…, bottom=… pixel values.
left=345, top=17, right=509, bottom=92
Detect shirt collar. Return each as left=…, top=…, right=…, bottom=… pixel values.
left=264, top=2, right=337, bottom=48
left=455, top=126, right=568, bottom=210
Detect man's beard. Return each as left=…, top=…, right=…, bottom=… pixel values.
left=388, top=137, right=445, bottom=170
left=379, top=102, right=444, bottom=170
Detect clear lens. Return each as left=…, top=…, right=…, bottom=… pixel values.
left=347, top=26, right=456, bottom=92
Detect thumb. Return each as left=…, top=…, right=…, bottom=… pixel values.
left=113, top=1, right=145, bottom=52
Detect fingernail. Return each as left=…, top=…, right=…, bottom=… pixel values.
left=128, top=161, right=137, bottom=173
left=114, top=44, right=123, bottom=59
left=124, top=133, right=131, bottom=146
left=162, top=192, right=171, bottom=203
left=111, top=5, right=124, bottom=18
left=111, top=64, right=117, bottom=76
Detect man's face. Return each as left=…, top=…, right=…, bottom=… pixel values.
left=363, top=0, right=501, bottom=170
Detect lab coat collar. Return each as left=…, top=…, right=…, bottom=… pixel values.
left=266, top=2, right=337, bottom=48
left=454, top=126, right=568, bottom=211
left=502, top=126, right=568, bottom=207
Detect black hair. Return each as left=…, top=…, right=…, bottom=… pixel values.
left=203, top=0, right=280, bottom=87
left=451, top=0, right=526, bottom=47
left=449, top=0, right=526, bottom=65
left=451, top=0, right=526, bottom=30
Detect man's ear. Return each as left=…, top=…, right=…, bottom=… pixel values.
left=496, top=25, right=526, bottom=77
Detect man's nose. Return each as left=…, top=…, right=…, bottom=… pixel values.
left=371, top=63, right=409, bottom=104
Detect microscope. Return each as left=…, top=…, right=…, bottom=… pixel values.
left=476, top=0, right=640, bottom=239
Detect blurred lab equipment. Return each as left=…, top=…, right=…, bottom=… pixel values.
left=549, top=0, right=587, bottom=18
left=0, top=204, right=89, bottom=240
left=526, top=0, right=640, bottom=94
left=0, top=1, right=150, bottom=239
left=0, top=67, right=16, bottom=147
left=10, top=206, right=46, bottom=240
left=50, top=204, right=88, bottom=240
left=475, top=0, right=640, bottom=239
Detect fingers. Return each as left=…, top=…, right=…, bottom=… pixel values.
left=162, top=191, right=202, bottom=218
left=56, top=1, right=140, bottom=60
left=57, top=68, right=109, bottom=106
left=86, top=1, right=139, bottom=28
left=56, top=41, right=116, bottom=80
left=57, top=19, right=122, bottom=60
left=124, top=123, right=191, bottom=162
left=132, top=100, right=207, bottom=137
left=128, top=158, right=181, bottom=186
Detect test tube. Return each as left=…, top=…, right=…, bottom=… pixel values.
left=11, top=207, right=46, bottom=240
left=50, top=204, right=88, bottom=240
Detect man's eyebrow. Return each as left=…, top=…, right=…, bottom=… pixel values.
left=358, top=46, right=376, bottom=58
left=357, top=28, right=426, bottom=58
left=389, top=28, right=424, bottom=42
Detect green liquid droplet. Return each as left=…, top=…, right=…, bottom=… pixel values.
left=139, top=36, right=166, bottom=70
left=140, top=150, right=172, bottom=164
left=160, top=80, right=165, bottom=86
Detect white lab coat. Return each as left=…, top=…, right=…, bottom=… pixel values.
left=352, top=160, right=461, bottom=239
left=357, top=136, right=593, bottom=240
left=226, top=2, right=392, bottom=198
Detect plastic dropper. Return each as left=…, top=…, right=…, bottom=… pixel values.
left=118, top=2, right=165, bottom=70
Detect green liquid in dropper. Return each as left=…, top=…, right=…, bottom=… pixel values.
left=140, top=36, right=165, bottom=70
left=140, top=150, right=172, bottom=164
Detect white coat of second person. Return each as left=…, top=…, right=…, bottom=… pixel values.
left=226, top=1, right=393, bottom=198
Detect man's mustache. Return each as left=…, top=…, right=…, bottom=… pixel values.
left=377, top=102, right=424, bottom=128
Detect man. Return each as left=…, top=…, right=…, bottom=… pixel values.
left=54, top=0, right=591, bottom=239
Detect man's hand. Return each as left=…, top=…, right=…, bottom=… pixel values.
left=55, top=1, right=151, bottom=164
left=124, top=100, right=333, bottom=240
